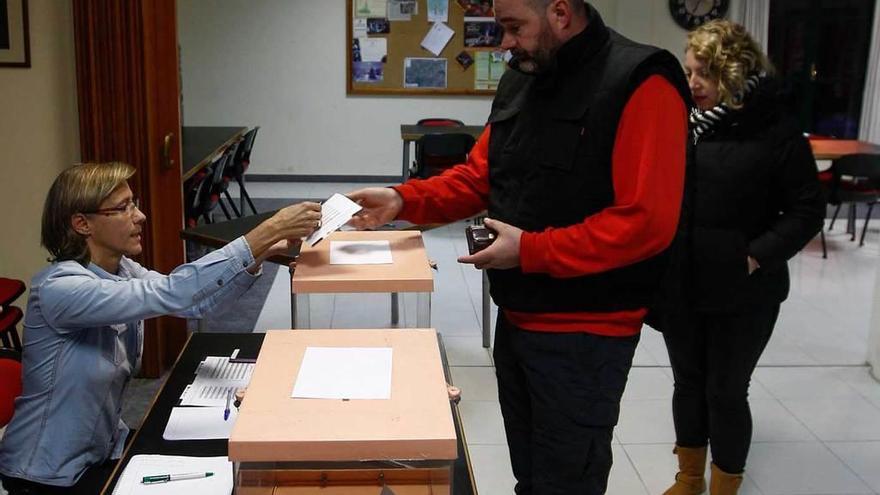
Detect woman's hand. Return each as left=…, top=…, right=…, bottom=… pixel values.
left=245, top=202, right=321, bottom=260
left=272, top=202, right=323, bottom=239
left=747, top=256, right=760, bottom=275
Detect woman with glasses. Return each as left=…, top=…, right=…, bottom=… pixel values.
left=0, top=162, right=322, bottom=494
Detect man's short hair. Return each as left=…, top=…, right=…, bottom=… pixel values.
left=41, top=162, right=135, bottom=265
left=526, top=0, right=586, bottom=15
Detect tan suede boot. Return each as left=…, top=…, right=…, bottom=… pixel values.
left=662, top=445, right=707, bottom=495
left=709, top=463, right=743, bottom=495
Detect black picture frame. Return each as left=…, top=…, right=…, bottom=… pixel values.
left=0, top=0, right=30, bottom=68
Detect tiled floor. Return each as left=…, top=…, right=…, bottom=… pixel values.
left=238, top=181, right=880, bottom=495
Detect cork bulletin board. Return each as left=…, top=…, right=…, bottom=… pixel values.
left=346, top=0, right=508, bottom=96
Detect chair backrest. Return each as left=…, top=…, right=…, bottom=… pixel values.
left=413, top=133, right=477, bottom=179
left=416, top=118, right=464, bottom=127
left=0, top=348, right=22, bottom=428
left=831, top=153, right=880, bottom=180
left=828, top=153, right=880, bottom=203
left=229, top=126, right=260, bottom=176
left=0, top=278, right=25, bottom=308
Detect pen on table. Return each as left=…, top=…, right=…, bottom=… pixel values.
left=142, top=471, right=214, bottom=484
left=224, top=389, right=232, bottom=421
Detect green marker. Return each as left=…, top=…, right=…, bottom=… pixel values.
left=141, top=471, right=214, bottom=484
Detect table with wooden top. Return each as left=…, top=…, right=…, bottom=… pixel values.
left=400, top=124, right=485, bottom=180
left=810, top=138, right=880, bottom=161
left=181, top=126, right=247, bottom=181
left=292, top=230, right=435, bottom=329
left=100, top=332, right=477, bottom=495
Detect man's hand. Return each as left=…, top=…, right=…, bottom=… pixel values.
left=457, top=218, right=523, bottom=270
left=346, top=187, right=403, bottom=230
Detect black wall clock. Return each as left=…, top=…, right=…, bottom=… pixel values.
left=669, top=0, right=730, bottom=30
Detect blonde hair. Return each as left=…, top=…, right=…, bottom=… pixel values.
left=41, top=162, right=136, bottom=265
left=687, top=20, right=774, bottom=109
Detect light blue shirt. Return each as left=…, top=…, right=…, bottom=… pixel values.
left=0, top=237, right=259, bottom=487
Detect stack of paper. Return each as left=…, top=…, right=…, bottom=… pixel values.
left=112, top=455, right=232, bottom=495
left=163, top=407, right=238, bottom=440
left=179, top=356, right=254, bottom=407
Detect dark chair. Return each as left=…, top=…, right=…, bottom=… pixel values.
left=0, top=348, right=22, bottom=428
left=411, top=133, right=477, bottom=179
left=819, top=153, right=880, bottom=257
left=223, top=127, right=260, bottom=216
left=207, top=143, right=241, bottom=221
left=416, top=118, right=464, bottom=127
left=183, top=166, right=214, bottom=228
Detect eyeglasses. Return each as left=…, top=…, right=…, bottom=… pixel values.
left=83, top=198, right=140, bottom=217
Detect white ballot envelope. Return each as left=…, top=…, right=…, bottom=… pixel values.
left=304, top=193, right=364, bottom=246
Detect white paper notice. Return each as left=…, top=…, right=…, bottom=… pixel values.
left=420, top=22, right=454, bottom=56
left=329, top=240, right=393, bottom=265
left=111, top=455, right=232, bottom=495
left=358, top=37, right=387, bottom=62
left=163, top=407, right=238, bottom=441
left=292, top=347, right=393, bottom=400
left=179, top=357, right=254, bottom=407
left=304, top=193, right=363, bottom=246
left=353, top=18, right=368, bottom=37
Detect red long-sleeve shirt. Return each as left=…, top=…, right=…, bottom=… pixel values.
left=394, top=75, right=687, bottom=337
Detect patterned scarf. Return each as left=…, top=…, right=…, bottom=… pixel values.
left=689, top=73, right=764, bottom=144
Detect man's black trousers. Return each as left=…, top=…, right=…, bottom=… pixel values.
left=493, top=313, right=638, bottom=495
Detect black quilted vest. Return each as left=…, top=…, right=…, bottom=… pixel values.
left=486, top=5, right=690, bottom=312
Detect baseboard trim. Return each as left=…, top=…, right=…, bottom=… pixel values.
left=247, top=174, right=402, bottom=183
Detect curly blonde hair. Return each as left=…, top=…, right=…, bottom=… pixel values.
left=687, top=20, right=774, bottom=109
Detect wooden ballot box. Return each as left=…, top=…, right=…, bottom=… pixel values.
left=291, top=231, right=435, bottom=328
left=229, top=329, right=457, bottom=494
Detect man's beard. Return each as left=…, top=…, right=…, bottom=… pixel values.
left=507, top=21, right=560, bottom=74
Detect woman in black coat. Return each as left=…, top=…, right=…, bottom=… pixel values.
left=661, top=20, right=825, bottom=495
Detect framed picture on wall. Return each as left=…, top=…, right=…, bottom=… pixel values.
left=0, top=0, right=30, bottom=68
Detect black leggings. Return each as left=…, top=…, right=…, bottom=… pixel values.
left=662, top=305, right=779, bottom=474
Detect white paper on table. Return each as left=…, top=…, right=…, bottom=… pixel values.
left=420, top=22, right=454, bottom=56
left=179, top=357, right=254, bottom=407
left=292, top=347, right=393, bottom=400
left=163, top=407, right=238, bottom=440
left=304, top=193, right=363, bottom=246
left=357, top=37, right=387, bottom=62
left=329, top=240, right=393, bottom=265
left=111, top=455, right=232, bottom=495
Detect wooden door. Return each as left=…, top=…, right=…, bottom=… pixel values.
left=73, top=0, right=187, bottom=377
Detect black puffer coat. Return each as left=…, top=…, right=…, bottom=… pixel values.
left=674, top=80, right=825, bottom=314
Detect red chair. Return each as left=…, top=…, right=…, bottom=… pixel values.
left=417, top=118, right=464, bottom=127
left=0, top=348, right=22, bottom=428
left=0, top=306, right=23, bottom=351
left=0, top=278, right=25, bottom=309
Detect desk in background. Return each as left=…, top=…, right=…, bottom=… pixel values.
left=400, top=124, right=485, bottom=181
left=101, top=333, right=476, bottom=494
left=810, top=139, right=880, bottom=161
left=182, top=126, right=247, bottom=181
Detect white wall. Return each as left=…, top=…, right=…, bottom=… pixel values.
left=0, top=0, right=79, bottom=288
left=177, top=0, right=700, bottom=177
left=178, top=0, right=493, bottom=177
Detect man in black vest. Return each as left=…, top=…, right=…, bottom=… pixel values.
left=349, top=1, right=690, bottom=492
